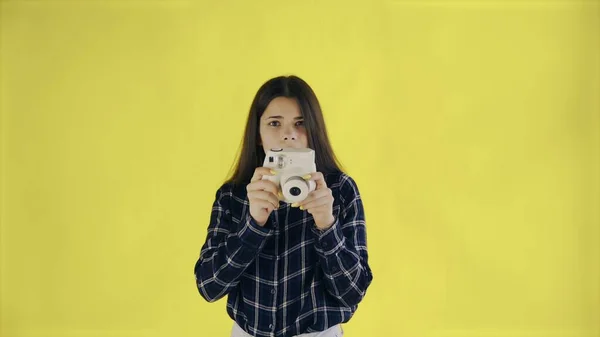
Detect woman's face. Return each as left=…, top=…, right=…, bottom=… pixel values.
left=259, top=97, right=308, bottom=154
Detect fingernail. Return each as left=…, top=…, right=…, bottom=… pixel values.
left=302, top=174, right=311, bottom=180
left=291, top=203, right=299, bottom=207
left=270, top=170, right=277, bottom=175
left=299, top=206, right=304, bottom=210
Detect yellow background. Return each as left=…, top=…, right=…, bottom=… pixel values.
left=1, top=0, right=599, bottom=336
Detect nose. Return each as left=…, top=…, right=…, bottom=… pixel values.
left=282, top=125, right=298, bottom=141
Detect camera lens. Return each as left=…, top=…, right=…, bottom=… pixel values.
left=289, top=187, right=301, bottom=196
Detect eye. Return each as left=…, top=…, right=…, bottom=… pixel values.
left=268, top=121, right=281, bottom=127
left=295, top=120, right=305, bottom=127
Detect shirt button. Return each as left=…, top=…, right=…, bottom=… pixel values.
left=271, top=289, right=276, bottom=294
left=269, top=324, right=273, bottom=329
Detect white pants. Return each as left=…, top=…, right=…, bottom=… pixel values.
left=231, top=321, right=343, bottom=337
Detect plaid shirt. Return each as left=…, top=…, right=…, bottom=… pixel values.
left=194, top=172, right=372, bottom=337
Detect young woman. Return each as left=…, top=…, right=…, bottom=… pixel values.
left=194, top=75, right=373, bottom=337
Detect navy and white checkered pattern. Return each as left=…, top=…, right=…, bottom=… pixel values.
left=194, top=172, right=372, bottom=337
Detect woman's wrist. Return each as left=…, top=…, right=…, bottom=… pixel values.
left=315, top=214, right=335, bottom=231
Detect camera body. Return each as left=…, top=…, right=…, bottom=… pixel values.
left=262, top=147, right=317, bottom=204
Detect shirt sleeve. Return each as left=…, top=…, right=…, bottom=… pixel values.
left=312, top=175, right=373, bottom=308
left=194, top=184, right=273, bottom=302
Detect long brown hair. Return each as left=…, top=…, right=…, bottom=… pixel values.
left=225, top=75, right=344, bottom=186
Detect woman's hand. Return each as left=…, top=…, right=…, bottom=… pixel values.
left=295, top=172, right=335, bottom=230
left=246, top=167, right=280, bottom=226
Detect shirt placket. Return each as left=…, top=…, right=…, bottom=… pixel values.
left=269, top=208, right=281, bottom=336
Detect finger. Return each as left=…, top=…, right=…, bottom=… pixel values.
left=303, top=172, right=327, bottom=190
left=251, top=167, right=277, bottom=183
left=253, top=199, right=276, bottom=213
left=298, top=188, right=331, bottom=207
left=301, top=196, right=331, bottom=211
left=305, top=203, right=331, bottom=216
left=249, top=191, right=279, bottom=209
left=247, top=180, right=279, bottom=195
left=248, top=191, right=279, bottom=209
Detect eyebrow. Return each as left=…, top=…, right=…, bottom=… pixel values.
left=266, top=115, right=304, bottom=120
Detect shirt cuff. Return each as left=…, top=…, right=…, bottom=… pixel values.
left=312, top=217, right=345, bottom=256
left=238, top=213, right=273, bottom=250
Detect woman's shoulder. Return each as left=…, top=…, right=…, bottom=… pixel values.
left=212, top=181, right=248, bottom=204
left=325, top=171, right=360, bottom=186
left=325, top=171, right=362, bottom=199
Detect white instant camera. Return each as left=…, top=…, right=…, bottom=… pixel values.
left=262, top=147, right=317, bottom=204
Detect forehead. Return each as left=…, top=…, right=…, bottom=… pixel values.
left=262, top=97, right=302, bottom=118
